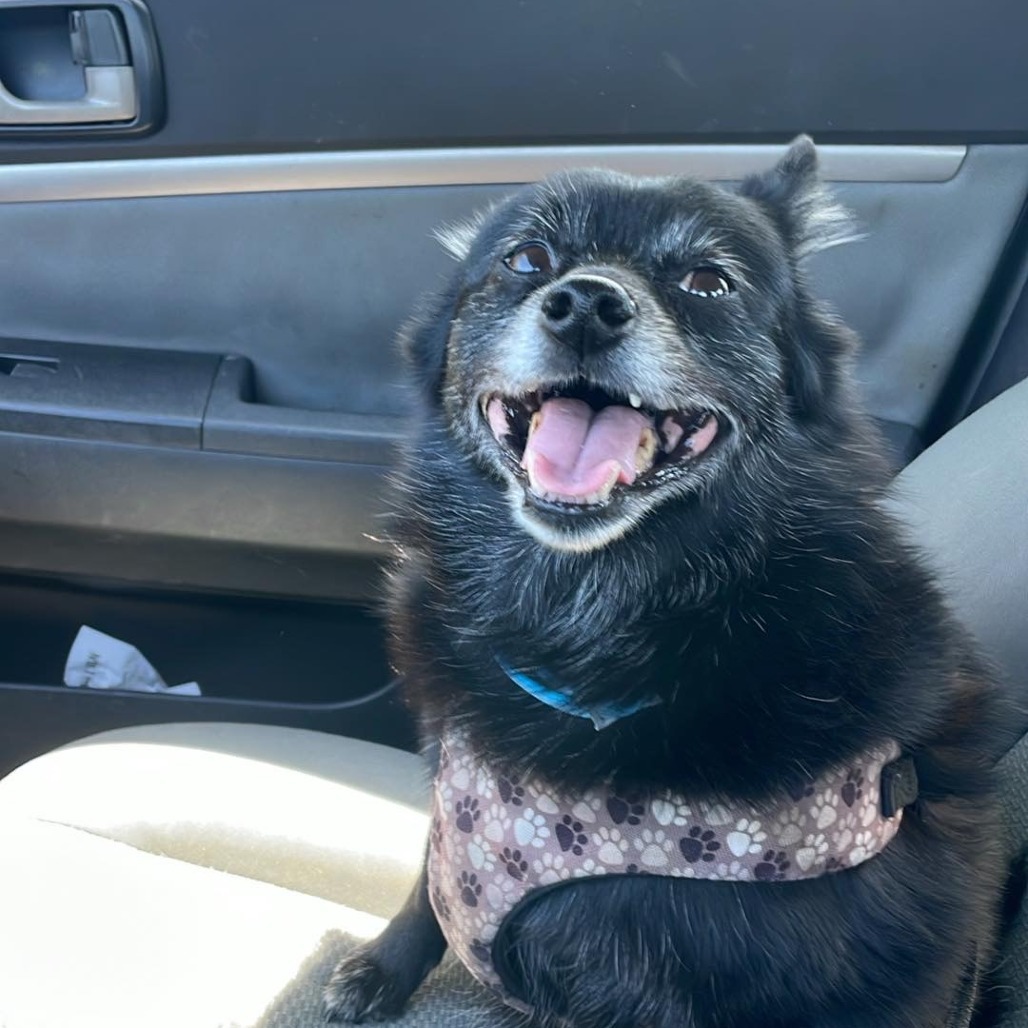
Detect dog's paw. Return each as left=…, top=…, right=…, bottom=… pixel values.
left=323, top=950, right=412, bottom=1024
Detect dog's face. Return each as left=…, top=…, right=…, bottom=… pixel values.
left=415, top=137, right=856, bottom=553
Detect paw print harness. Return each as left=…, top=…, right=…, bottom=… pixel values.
left=427, top=727, right=918, bottom=1010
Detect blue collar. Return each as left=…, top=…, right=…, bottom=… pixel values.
left=497, top=659, right=661, bottom=730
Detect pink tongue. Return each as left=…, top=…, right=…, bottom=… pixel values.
left=522, top=397, right=651, bottom=500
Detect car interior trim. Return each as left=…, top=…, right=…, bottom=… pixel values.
left=0, top=144, right=968, bottom=203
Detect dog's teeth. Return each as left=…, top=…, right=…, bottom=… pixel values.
left=577, top=468, right=620, bottom=506
left=661, top=416, right=685, bottom=453
left=635, top=426, right=658, bottom=473
left=629, top=393, right=642, bottom=409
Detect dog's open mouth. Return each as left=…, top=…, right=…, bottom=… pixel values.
left=480, top=381, right=720, bottom=507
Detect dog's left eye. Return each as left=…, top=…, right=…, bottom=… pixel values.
left=504, top=242, right=555, bottom=275
left=679, top=267, right=732, bottom=298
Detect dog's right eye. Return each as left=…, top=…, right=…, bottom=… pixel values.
left=680, top=266, right=733, bottom=298
left=504, top=242, right=555, bottom=275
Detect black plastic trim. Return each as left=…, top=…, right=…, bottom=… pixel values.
left=924, top=195, right=1028, bottom=443
left=203, top=355, right=403, bottom=465
left=0, top=342, right=403, bottom=463
left=0, top=571, right=417, bottom=774
left=0, top=677, right=416, bottom=778
left=0, top=431, right=392, bottom=601
left=70, top=9, right=129, bottom=66
left=0, top=338, right=218, bottom=446
left=0, top=525, right=384, bottom=602
left=968, top=281, right=1028, bottom=412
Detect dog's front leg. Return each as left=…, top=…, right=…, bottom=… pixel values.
left=323, top=852, right=445, bottom=1023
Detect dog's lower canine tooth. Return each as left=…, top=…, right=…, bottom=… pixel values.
left=600, top=464, right=620, bottom=498
left=635, top=426, right=658, bottom=473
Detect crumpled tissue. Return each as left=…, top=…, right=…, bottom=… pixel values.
left=64, top=625, right=202, bottom=696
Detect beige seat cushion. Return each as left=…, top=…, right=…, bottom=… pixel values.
left=0, top=817, right=385, bottom=1028
left=0, top=723, right=456, bottom=1028
left=0, top=722, right=430, bottom=917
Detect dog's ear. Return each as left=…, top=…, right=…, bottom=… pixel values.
left=740, top=135, right=859, bottom=261
left=398, top=204, right=504, bottom=399
left=432, top=203, right=498, bottom=261
left=433, top=215, right=484, bottom=261
left=405, top=205, right=500, bottom=396
left=742, top=137, right=861, bottom=420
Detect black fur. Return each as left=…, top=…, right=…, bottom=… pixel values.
left=325, top=138, right=1006, bottom=1027
left=324, top=853, right=446, bottom=1023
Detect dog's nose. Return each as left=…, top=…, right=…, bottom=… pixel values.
left=540, top=275, right=637, bottom=355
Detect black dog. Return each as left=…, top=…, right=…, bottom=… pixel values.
left=325, top=137, right=1004, bottom=1028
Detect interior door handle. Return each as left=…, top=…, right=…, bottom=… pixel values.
left=0, top=64, right=136, bottom=124
left=0, top=6, right=140, bottom=127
